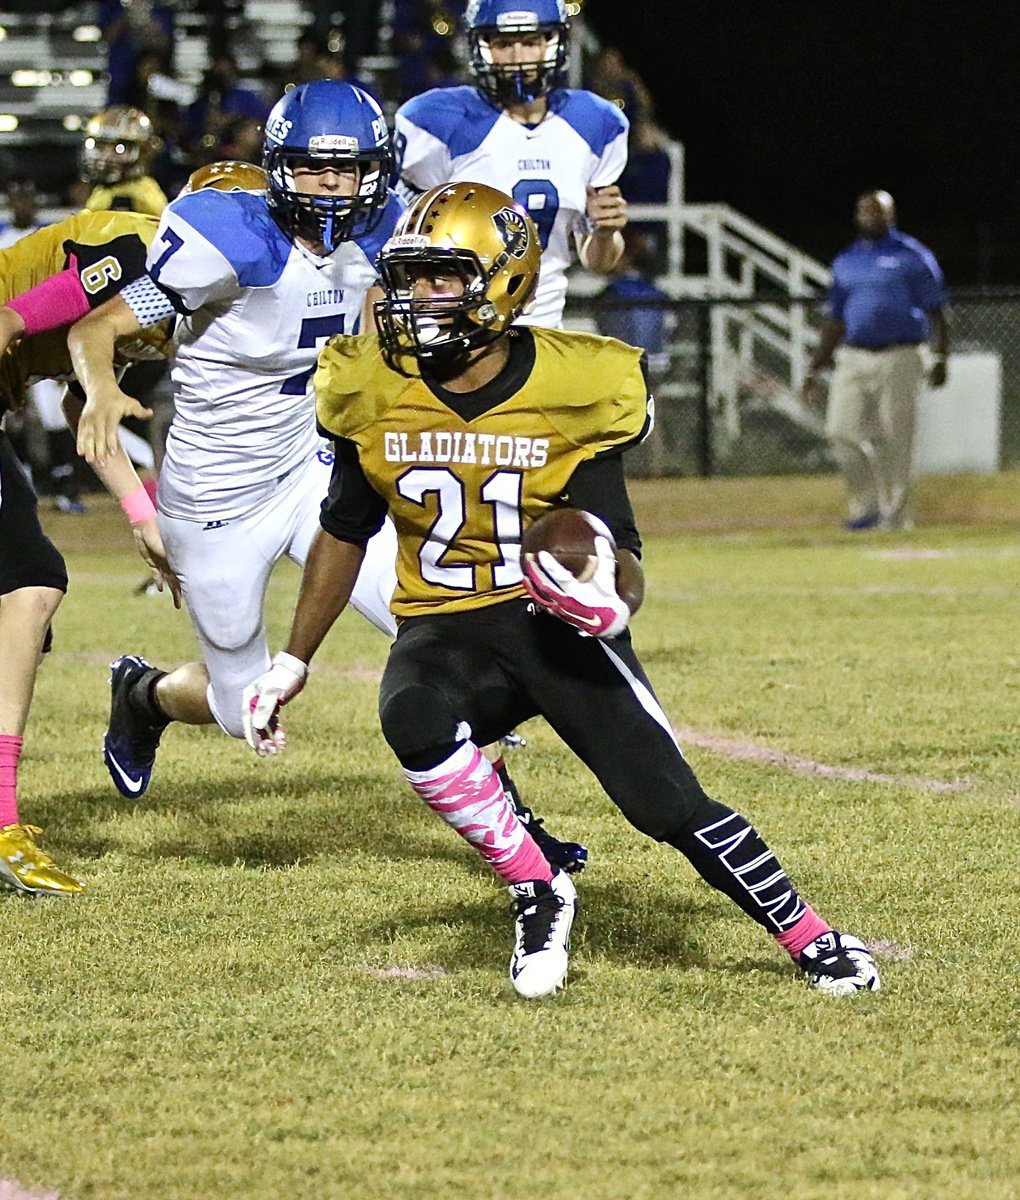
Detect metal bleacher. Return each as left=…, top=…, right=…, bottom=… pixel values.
left=0, top=3, right=830, bottom=465
left=0, top=4, right=106, bottom=206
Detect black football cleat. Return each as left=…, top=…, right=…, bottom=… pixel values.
left=103, top=655, right=170, bottom=798
left=798, top=931, right=881, bottom=996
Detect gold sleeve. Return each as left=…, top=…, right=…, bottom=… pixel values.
left=533, top=331, right=650, bottom=456
left=314, top=334, right=382, bottom=439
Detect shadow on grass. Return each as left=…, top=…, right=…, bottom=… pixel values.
left=34, top=772, right=471, bottom=872
left=34, top=777, right=793, bottom=983
left=356, top=878, right=785, bottom=979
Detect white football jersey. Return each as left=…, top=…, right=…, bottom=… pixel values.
left=148, top=188, right=401, bottom=521
left=396, top=86, right=628, bottom=328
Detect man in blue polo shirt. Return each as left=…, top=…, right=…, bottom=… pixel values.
left=805, top=190, right=949, bottom=530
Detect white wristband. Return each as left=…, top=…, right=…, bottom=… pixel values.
left=272, top=651, right=309, bottom=681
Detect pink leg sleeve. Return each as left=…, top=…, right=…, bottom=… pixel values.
left=405, top=742, right=553, bottom=885
left=0, top=734, right=24, bottom=827
left=774, top=905, right=831, bottom=959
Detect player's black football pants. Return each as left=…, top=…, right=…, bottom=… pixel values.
left=0, top=430, right=68, bottom=596
left=379, top=598, right=810, bottom=935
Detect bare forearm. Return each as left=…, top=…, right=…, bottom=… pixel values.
left=285, top=531, right=367, bottom=664
left=580, top=184, right=628, bottom=273
left=809, top=318, right=845, bottom=370
left=63, top=389, right=137, bottom=494
left=67, top=295, right=141, bottom=400
left=578, top=229, right=625, bottom=273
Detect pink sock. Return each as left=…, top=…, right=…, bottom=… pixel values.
left=0, top=734, right=24, bottom=827
left=405, top=742, right=554, bottom=885
left=143, top=477, right=159, bottom=506
left=774, top=905, right=831, bottom=959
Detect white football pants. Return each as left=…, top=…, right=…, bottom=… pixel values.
left=157, top=452, right=397, bottom=738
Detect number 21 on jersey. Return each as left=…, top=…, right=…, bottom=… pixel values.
left=396, top=467, right=523, bottom=590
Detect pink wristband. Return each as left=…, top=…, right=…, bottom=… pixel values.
left=120, top=484, right=157, bottom=525
left=6, top=264, right=92, bottom=336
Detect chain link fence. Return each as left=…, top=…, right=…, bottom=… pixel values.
left=565, top=287, right=1020, bottom=479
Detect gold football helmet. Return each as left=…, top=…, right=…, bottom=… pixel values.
left=375, top=181, right=540, bottom=369
left=81, top=106, right=160, bottom=185
left=178, top=160, right=268, bottom=196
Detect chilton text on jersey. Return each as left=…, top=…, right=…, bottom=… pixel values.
left=384, top=430, right=549, bottom=468
left=307, top=288, right=344, bottom=306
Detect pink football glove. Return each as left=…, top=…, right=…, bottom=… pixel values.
left=242, top=651, right=309, bottom=757
left=523, top=534, right=630, bottom=638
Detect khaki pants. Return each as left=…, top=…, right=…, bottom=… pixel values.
left=825, top=344, right=925, bottom=527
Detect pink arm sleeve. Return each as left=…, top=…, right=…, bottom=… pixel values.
left=5, top=261, right=92, bottom=336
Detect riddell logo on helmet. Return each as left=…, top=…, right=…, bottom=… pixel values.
left=309, top=134, right=359, bottom=153
left=492, top=207, right=530, bottom=258
left=384, top=234, right=431, bottom=251
left=496, top=11, right=540, bottom=27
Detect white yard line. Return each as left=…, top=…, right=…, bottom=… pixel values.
left=673, top=725, right=970, bottom=794
left=0, top=1182, right=65, bottom=1200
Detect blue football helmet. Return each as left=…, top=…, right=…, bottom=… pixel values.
left=465, top=0, right=569, bottom=107
left=263, top=80, right=392, bottom=250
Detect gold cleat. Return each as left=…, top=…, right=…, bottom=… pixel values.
left=0, top=824, right=86, bottom=896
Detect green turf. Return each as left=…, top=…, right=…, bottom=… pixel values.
left=2, top=475, right=1018, bottom=1200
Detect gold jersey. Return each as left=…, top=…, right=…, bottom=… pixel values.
left=84, top=175, right=169, bottom=218
left=0, top=209, right=160, bottom=412
left=315, top=326, right=650, bottom=620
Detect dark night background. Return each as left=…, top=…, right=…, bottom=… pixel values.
left=585, top=2, right=1019, bottom=286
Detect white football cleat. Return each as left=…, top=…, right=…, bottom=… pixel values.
left=798, top=931, right=881, bottom=996
left=508, top=872, right=576, bottom=999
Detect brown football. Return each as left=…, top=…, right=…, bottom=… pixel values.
left=521, top=507, right=615, bottom=582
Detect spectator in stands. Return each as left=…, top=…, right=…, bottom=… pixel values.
left=392, top=0, right=464, bottom=102
left=618, top=114, right=672, bottom=271
left=274, top=28, right=376, bottom=99
left=303, top=0, right=382, bottom=68
left=804, top=190, right=949, bottom=531
left=0, top=178, right=42, bottom=248
left=192, top=0, right=247, bottom=59
left=122, top=48, right=193, bottom=111
left=596, top=229, right=671, bottom=378
left=99, top=0, right=175, bottom=107
left=185, top=52, right=271, bottom=160
left=147, top=98, right=194, bottom=199
left=275, top=28, right=329, bottom=90
left=405, top=40, right=460, bottom=95
left=218, top=115, right=264, bottom=165
left=587, top=45, right=653, bottom=124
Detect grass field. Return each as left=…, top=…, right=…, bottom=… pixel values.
left=3, top=472, right=1018, bottom=1200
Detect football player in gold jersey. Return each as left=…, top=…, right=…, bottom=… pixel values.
left=0, top=204, right=176, bottom=895
left=0, top=166, right=260, bottom=895
left=245, top=182, right=880, bottom=1000
left=80, top=106, right=169, bottom=218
